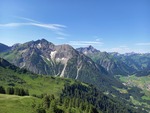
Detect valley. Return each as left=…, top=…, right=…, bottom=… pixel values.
left=0, top=40, right=150, bottom=113
left=0, top=0, right=149, bottom=112
left=119, top=75, right=150, bottom=101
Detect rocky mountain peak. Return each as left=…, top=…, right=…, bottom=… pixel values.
left=76, top=45, right=100, bottom=54
left=88, top=45, right=94, bottom=49
left=35, top=39, right=49, bottom=44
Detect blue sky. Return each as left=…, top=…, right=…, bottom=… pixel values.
left=0, top=0, right=150, bottom=53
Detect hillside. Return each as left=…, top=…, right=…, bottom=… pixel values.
left=77, top=46, right=136, bottom=76
left=0, top=39, right=126, bottom=94
left=114, top=74, right=150, bottom=112
left=0, top=41, right=150, bottom=112
left=77, top=46, right=150, bottom=76
left=111, top=53, right=150, bottom=74
left=0, top=58, right=143, bottom=113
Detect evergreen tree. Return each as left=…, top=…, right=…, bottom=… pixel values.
left=24, top=89, right=29, bottom=96
left=49, top=100, right=56, bottom=113
left=85, top=104, right=90, bottom=113
left=6, top=87, right=14, bottom=94
left=36, top=107, right=46, bottom=113
left=63, top=98, right=69, bottom=108
left=14, top=87, right=20, bottom=95
left=43, top=95, right=50, bottom=109
left=75, top=98, right=79, bottom=108
left=50, top=94, right=55, bottom=100
left=0, top=86, right=5, bottom=94
left=14, top=87, right=29, bottom=96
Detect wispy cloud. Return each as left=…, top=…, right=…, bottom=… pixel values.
left=16, top=16, right=40, bottom=23
left=0, top=23, right=25, bottom=27
left=68, top=40, right=103, bottom=46
left=55, top=31, right=69, bottom=36
left=135, top=43, right=150, bottom=46
left=0, top=22, right=66, bottom=30
left=0, top=17, right=67, bottom=36
left=57, top=37, right=65, bottom=40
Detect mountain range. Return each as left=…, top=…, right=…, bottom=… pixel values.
left=0, top=39, right=150, bottom=112
left=0, top=39, right=150, bottom=88
left=0, top=57, right=146, bottom=113
left=77, top=45, right=150, bottom=76
left=0, top=39, right=123, bottom=92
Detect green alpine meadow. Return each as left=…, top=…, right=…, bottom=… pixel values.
left=0, top=0, right=150, bottom=113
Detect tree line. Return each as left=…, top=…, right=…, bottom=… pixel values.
left=0, top=86, right=29, bottom=96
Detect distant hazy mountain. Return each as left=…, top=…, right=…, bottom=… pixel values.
left=77, top=46, right=136, bottom=76
left=77, top=46, right=150, bottom=76
left=76, top=45, right=100, bottom=54
left=0, top=43, right=10, bottom=53
left=111, top=53, right=150, bottom=72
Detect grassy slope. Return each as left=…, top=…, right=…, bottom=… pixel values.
left=0, top=59, right=149, bottom=112
left=0, top=66, right=75, bottom=97
left=0, top=66, right=79, bottom=113
left=119, top=75, right=150, bottom=99
left=0, top=94, right=41, bottom=113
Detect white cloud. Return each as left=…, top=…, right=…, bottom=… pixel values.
left=135, top=43, right=150, bottom=46
left=15, top=16, right=40, bottom=23
left=0, top=17, right=67, bottom=36
left=0, top=22, right=66, bottom=30
left=55, top=31, right=69, bottom=36
left=68, top=40, right=103, bottom=46
left=0, top=23, right=25, bottom=27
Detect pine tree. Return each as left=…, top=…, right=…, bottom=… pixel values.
left=25, top=89, right=29, bottom=96
left=6, top=87, right=14, bottom=95
left=63, top=98, right=69, bottom=108
left=75, top=98, right=79, bottom=108
left=49, top=100, right=56, bottom=113
left=43, top=95, right=50, bottom=109
left=50, top=94, right=55, bottom=100
left=14, top=87, right=19, bottom=95
left=36, top=107, right=46, bottom=113
left=85, top=104, right=90, bottom=113
left=0, top=86, right=5, bottom=94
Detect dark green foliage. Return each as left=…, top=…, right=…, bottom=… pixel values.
left=5, top=87, right=29, bottom=96
left=60, top=83, right=141, bottom=113
left=0, top=58, right=18, bottom=71
left=49, top=100, right=57, bottom=113
left=15, top=87, right=29, bottom=96
left=0, top=86, right=5, bottom=94
left=6, top=87, right=14, bottom=94
left=128, top=87, right=144, bottom=101
left=42, top=94, right=55, bottom=109
left=134, top=69, right=150, bottom=76
left=36, top=107, right=46, bottom=113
